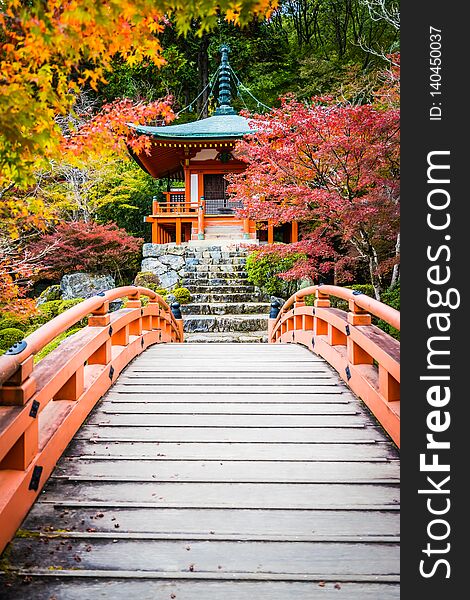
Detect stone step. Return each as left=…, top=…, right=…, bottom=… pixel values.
left=184, top=264, right=247, bottom=273
left=182, top=276, right=249, bottom=287
left=183, top=314, right=269, bottom=333
left=184, top=257, right=247, bottom=266
left=186, top=284, right=257, bottom=294
left=184, top=331, right=269, bottom=343
left=181, top=302, right=271, bottom=316
left=182, top=269, right=248, bottom=277
left=187, top=252, right=249, bottom=259
left=190, top=292, right=268, bottom=303
left=204, top=227, right=244, bottom=239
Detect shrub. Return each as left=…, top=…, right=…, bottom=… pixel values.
left=0, top=314, right=28, bottom=332
left=173, top=287, right=191, bottom=305
left=378, top=282, right=400, bottom=340
left=154, top=288, right=168, bottom=299
left=38, top=300, right=64, bottom=321
left=134, top=271, right=161, bottom=292
left=246, top=251, right=306, bottom=298
left=31, top=221, right=143, bottom=284
left=29, top=298, right=86, bottom=330
left=0, top=328, right=24, bottom=351
left=59, top=299, right=84, bottom=312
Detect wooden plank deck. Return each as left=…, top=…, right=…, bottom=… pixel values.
left=1, top=343, right=400, bottom=599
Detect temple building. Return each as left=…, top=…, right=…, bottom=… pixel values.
left=129, top=45, right=299, bottom=246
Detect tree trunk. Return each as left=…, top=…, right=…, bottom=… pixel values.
left=390, top=232, right=400, bottom=287
left=196, top=34, right=210, bottom=118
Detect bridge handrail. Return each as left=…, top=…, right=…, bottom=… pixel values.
left=0, top=285, right=183, bottom=554
left=274, top=284, right=400, bottom=332
left=269, top=285, right=400, bottom=447
left=0, top=286, right=178, bottom=386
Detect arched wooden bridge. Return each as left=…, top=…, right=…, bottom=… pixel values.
left=0, top=285, right=400, bottom=599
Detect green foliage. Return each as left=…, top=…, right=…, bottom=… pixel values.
left=134, top=271, right=161, bottom=291
left=99, top=2, right=398, bottom=121
left=59, top=299, right=84, bottom=311
left=92, top=161, right=162, bottom=241
left=29, top=298, right=86, bottom=331
left=173, top=287, right=192, bottom=305
left=0, top=314, right=28, bottom=332
left=246, top=251, right=306, bottom=298
left=154, top=288, right=169, bottom=299
left=37, top=300, right=64, bottom=321
left=0, top=328, right=24, bottom=351
left=378, top=282, right=400, bottom=340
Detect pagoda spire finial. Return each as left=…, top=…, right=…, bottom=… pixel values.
left=215, top=44, right=237, bottom=116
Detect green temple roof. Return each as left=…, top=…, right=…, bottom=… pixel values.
left=130, top=114, right=253, bottom=140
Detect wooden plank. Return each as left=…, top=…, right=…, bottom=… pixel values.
left=39, top=481, right=400, bottom=509
left=85, top=414, right=366, bottom=427
left=7, top=538, right=399, bottom=577
left=121, top=371, right=335, bottom=378
left=97, top=401, right=358, bottom=414
left=126, top=365, right=328, bottom=372
left=65, top=441, right=398, bottom=461
left=110, top=385, right=347, bottom=394
left=106, top=392, right=350, bottom=402
left=23, top=506, right=399, bottom=538
left=53, top=458, right=399, bottom=484
left=0, top=579, right=401, bottom=600
left=75, top=425, right=383, bottom=443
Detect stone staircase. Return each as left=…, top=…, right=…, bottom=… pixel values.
left=181, top=246, right=270, bottom=343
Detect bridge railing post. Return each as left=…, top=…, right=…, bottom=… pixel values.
left=268, top=300, right=281, bottom=342
left=127, top=289, right=143, bottom=336
left=347, top=295, right=373, bottom=366
left=314, top=289, right=330, bottom=335
left=0, top=354, right=38, bottom=470
left=88, top=299, right=112, bottom=365
left=293, top=296, right=305, bottom=332
left=171, top=302, right=184, bottom=341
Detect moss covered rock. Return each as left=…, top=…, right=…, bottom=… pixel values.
left=36, top=284, right=61, bottom=306
left=134, top=271, right=161, bottom=291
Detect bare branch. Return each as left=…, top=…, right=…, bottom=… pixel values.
left=359, top=0, right=400, bottom=31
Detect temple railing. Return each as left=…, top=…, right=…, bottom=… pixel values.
left=0, top=286, right=183, bottom=553
left=268, top=285, right=400, bottom=447
left=153, top=193, right=197, bottom=214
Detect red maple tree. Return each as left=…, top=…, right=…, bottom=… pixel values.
left=31, top=221, right=143, bottom=281
left=229, top=95, right=400, bottom=298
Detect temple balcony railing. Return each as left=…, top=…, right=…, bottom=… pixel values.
left=151, top=194, right=244, bottom=217
left=152, top=192, right=197, bottom=215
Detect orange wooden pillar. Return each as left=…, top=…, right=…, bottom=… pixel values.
left=151, top=221, right=161, bottom=244
left=347, top=299, right=373, bottom=366
left=176, top=218, right=182, bottom=245
left=291, top=221, right=299, bottom=242
left=268, top=220, right=274, bottom=244
left=243, top=218, right=251, bottom=239
left=198, top=197, right=205, bottom=239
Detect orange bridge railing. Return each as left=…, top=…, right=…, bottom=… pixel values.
left=268, top=285, right=400, bottom=447
left=0, top=286, right=183, bottom=553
